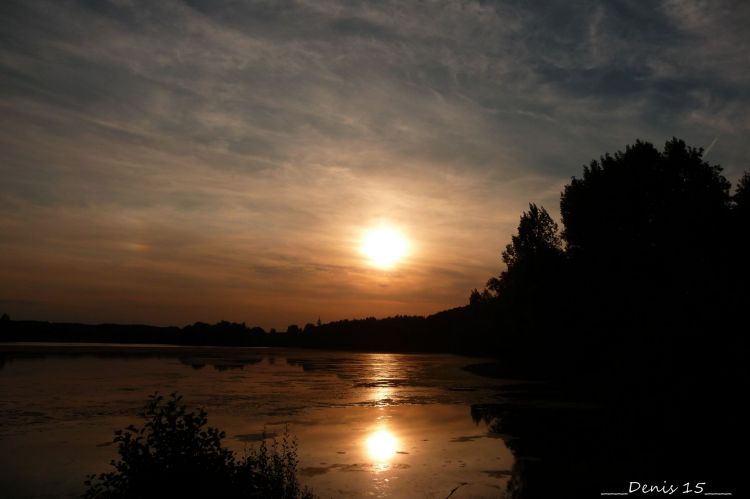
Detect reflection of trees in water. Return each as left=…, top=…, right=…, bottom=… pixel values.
left=473, top=400, right=619, bottom=499
left=0, top=350, right=177, bottom=372
left=0, top=349, right=267, bottom=372
left=214, top=364, right=243, bottom=372
left=286, top=354, right=416, bottom=406
left=178, top=356, right=262, bottom=371
left=472, top=381, right=747, bottom=499
left=470, top=403, right=504, bottom=427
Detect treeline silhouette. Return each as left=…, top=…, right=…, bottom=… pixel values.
left=0, top=319, right=267, bottom=346
left=0, top=311, right=501, bottom=353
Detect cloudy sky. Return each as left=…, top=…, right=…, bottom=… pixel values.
left=1, top=0, right=749, bottom=329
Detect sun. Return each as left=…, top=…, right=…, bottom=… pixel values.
left=361, top=226, right=409, bottom=269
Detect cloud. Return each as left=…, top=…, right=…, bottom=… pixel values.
left=1, top=0, right=749, bottom=327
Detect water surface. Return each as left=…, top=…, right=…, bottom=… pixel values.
left=0, top=344, right=514, bottom=498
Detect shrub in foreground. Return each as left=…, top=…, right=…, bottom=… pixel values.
left=83, top=393, right=314, bottom=499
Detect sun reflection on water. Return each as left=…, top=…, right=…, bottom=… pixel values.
left=366, top=429, right=397, bottom=461
left=364, top=426, right=399, bottom=474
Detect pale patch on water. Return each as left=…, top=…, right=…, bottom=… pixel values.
left=0, top=345, right=513, bottom=498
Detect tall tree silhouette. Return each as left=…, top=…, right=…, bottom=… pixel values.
left=481, top=204, right=565, bottom=359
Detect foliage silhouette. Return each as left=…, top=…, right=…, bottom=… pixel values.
left=500, top=204, right=562, bottom=273
left=559, top=138, right=733, bottom=327
left=561, top=138, right=731, bottom=257
left=734, top=171, right=750, bottom=214
left=733, top=170, right=750, bottom=252
left=479, top=204, right=566, bottom=356
left=486, top=204, right=562, bottom=293
left=83, top=393, right=314, bottom=499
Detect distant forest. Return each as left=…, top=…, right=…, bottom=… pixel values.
left=2, top=138, right=749, bottom=374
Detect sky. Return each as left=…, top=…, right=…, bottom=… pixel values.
left=1, top=0, right=749, bottom=329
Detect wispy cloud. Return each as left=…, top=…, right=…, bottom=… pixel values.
left=1, top=0, right=749, bottom=327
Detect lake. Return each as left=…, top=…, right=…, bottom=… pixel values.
left=0, top=344, right=515, bottom=498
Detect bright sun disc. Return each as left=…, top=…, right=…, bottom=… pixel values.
left=366, top=430, right=397, bottom=461
left=361, top=227, right=408, bottom=269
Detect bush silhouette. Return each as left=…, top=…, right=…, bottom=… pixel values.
left=83, top=393, right=314, bottom=499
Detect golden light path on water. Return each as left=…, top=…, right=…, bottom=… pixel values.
left=338, top=352, right=513, bottom=495
left=364, top=354, right=401, bottom=474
